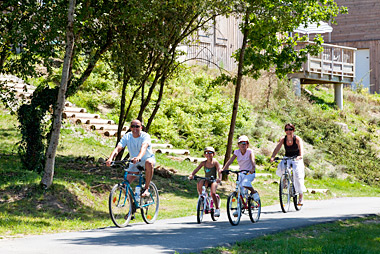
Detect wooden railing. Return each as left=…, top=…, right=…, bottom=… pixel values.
left=294, top=42, right=356, bottom=83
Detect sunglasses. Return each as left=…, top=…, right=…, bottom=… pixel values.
left=285, top=128, right=294, bottom=131
left=238, top=141, right=248, bottom=145
left=204, top=151, right=214, bottom=154
left=131, top=125, right=141, bottom=128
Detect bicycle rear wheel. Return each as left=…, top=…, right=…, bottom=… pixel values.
left=140, top=181, right=159, bottom=224
left=211, top=194, right=221, bottom=221
left=109, top=183, right=133, bottom=228
left=227, top=192, right=241, bottom=226
left=279, top=174, right=291, bottom=213
left=248, top=196, right=261, bottom=223
left=196, top=197, right=204, bottom=223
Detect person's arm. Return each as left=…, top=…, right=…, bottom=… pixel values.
left=296, top=136, right=304, bottom=160
left=270, top=137, right=284, bottom=162
left=249, top=151, right=256, bottom=174
left=215, top=160, right=222, bottom=183
left=222, top=154, right=237, bottom=171
left=189, top=161, right=204, bottom=179
left=106, top=144, right=124, bottom=166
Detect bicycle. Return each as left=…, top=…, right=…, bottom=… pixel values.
left=108, top=159, right=159, bottom=228
left=274, top=156, right=302, bottom=213
left=223, top=170, right=261, bottom=226
left=189, top=175, right=221, bottom=224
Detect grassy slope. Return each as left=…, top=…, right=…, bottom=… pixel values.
left=1, top=103, right=379, bottom=239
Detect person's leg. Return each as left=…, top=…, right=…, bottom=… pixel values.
left=242, top=173, right=256, bottom=194
left=197, top=179, right=205, bottom=195
left=127, top=175, right=137, bottom=183
left=142, top=158, right=154, bottom=197
left=292, top=161, right=306, bottom=204
left=210, top=182, right=219, bottom=209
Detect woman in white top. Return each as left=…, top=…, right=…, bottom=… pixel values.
left=222, top=135, right=257, bottom=196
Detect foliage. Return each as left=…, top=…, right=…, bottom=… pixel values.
left=259, top=81, right=380, bottom=187
left=234, top=0, right=346, bottom=79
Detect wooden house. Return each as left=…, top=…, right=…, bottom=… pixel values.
left=328, top=0, right=380, bottom=93
left=183, top=16, right=243, bottom=71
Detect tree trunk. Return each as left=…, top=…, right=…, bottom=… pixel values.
left=146, top=73, right=166, bottom=132
left=223, top=13, right=249, bottom=179
left=41, top=0, right=76, bottom=188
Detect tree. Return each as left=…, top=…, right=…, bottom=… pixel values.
left=223, top=0, right=346, bottom=166
left=110, top=0, right=236, bottom=146
left=3, top=1, right=127, bottom=173
left=41, top=0, right=76, bottom=188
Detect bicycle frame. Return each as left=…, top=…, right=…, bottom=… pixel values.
left=114, top=161, right=155, bottom=209
left=232, top=172, right=250, bottom=209
left=281, top=157, right=297, bottom=197
left=196, top=176, right=217, bottom=213
left=109, top=159, right=160, bottom=227
left=225, top=169, right=261, bottom=225
left=192, top=175, right=220, bottom=223
left=275, top=156, right=302, bottom=213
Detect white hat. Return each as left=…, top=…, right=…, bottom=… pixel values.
left=238, top=135, right=249, bottom=143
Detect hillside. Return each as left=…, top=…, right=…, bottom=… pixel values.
left=1, top=67, right=380, bottom=237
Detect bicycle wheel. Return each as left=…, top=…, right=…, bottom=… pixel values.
left=227, top=192, right=241, bottom=226
left=292, top=184, right=302, bottom=211
left=109, top=183, right=133, bottom=228
left=211, top=194, right=221, bottom=221
left=248, top=196, right=261, bottom=223
left=279, top=174, right=291, bottom=213
left=196, top=196, right=204, bottom=223
left=140, top=181, right=160, bottom=224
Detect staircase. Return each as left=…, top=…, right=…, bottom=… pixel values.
left=1, top=74, right=191, bottom=157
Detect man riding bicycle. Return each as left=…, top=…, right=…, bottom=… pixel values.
left=106, top=119, right=155, bottom=198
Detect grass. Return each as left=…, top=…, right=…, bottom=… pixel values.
left=1, top=81, right=380, bottom=254
left=202, top=215, right=380, bottom=254
left=1, top=104, right=379, bottom=238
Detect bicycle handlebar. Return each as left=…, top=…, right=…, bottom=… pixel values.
left=110, top=159, right=144, bottom=172
left=274, top=156, right=298, bottom=161
left=190, top=175, right=216, bottom=182
left=222, top=169, right=249, bottom=175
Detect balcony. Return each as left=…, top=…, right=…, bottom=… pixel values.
left=289, top=41, right=356, bottom=84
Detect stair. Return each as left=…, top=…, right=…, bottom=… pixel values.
left=2, top=74, right=193, bottom=159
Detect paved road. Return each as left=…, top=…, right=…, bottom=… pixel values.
left=1, top=197, right=379, bottom=254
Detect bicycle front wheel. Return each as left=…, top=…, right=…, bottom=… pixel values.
left=279, top=174, right=291, bottom=213
left=140, top=181, right=159, bottom=224
left=248, top=196, right=261, bottom=223
left=196, top=197, right=204, bottom=224
left=227, top=192, right=241, bottom=226
left=109, top=183, right=133, bottom=228
left=211, top=194, right=221, bottom=221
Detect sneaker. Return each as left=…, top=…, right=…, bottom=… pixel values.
left=214, top=209, right=220, bottom=217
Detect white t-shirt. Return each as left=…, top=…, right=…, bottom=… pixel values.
left=118, top=131, right=154, bottom=162
left=234, top=148, right=254, bottom=172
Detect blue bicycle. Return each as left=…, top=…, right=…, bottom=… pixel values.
left=108, top=160, right=159, bottom=227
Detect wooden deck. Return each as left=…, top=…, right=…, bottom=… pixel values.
left=289, top=42, right=356, bottom=84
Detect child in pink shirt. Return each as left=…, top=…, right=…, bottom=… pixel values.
left=222, top=135, right=258, bottom=197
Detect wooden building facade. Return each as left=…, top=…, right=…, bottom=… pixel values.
left=329, top=0, right=380, bottom=93
left=183, top=16, right=243, bottom=72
